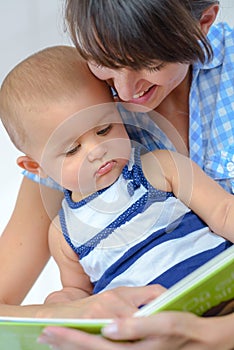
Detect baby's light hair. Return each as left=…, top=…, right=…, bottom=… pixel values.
left=0, top=45, right=92, bottom=152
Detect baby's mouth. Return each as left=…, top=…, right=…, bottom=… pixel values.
left=96, top=160, right=116, bottom=176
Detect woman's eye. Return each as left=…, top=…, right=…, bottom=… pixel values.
left=89, top=61, right=104, bottom=70
left=97, top=124, right=112, bottom=136
left=95, top=64, right=104, bottom=69
left=147, top=63, right=166, bottom=73
left=66, top=144, right=80, bottom=156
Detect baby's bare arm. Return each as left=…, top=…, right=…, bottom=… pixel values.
left=142, top=150, right=234, bottom=242
left=46, top=216, right=93, bottom=304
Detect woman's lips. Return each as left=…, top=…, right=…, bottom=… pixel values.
left=127, top=85, right=157, bottom=104
left=96, top=160, right=116, bottom=176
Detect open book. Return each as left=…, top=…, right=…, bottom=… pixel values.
left=0, top=245, right=233, bottom=350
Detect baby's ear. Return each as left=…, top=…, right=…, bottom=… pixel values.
left=17, top=155, right=47, bottom=178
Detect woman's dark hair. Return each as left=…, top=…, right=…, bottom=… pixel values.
left=65, top=0, right=219, bottom=69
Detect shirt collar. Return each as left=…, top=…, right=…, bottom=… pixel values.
left=193, top=22, right=231, bottom=71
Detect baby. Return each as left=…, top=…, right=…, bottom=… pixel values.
left=0, top=45, right=232, bottom=303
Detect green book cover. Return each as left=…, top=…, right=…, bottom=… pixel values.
left=0, top=245, right=233, bottom=350
left=0, top=318, right=112, bottom=350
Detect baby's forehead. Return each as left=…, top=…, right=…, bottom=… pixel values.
left=46, top=102, right=122, bottom=144
left=66, top=102, right=120, bottom=126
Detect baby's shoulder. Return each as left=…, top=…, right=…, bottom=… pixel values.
left=140, top=150, right=173, bottom=191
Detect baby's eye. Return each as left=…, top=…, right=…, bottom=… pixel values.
left=97, top=124, right=112, bottom=136
left=66, top=144, right=80, bottom=156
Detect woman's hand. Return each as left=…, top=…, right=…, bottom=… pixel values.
left=38, top=285, right=164, bottom=319
left=38, top=312, right=234, bottom=350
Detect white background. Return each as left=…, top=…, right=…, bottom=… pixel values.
left=0, top=0, right=234, bottom=305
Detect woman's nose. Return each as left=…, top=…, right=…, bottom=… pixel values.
left=112, top=70, right=137, bottom=101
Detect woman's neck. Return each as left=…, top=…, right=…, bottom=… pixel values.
left=153, top=67, right=192, bottom=155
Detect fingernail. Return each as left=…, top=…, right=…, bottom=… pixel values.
left=37, top=329, right=54, bottom=344
left=101, top=322, right=118, bottom=336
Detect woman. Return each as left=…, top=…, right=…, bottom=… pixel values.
left=1, top=0, right=234, bottom=348
left=38, top=0, right=234, bottom=348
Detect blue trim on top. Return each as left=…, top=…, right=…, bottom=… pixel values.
left=63, top=187, right=110, bottom=210
left=59, top=207, right=78, bottom=253
left=74, top=190, right=171, bottom=259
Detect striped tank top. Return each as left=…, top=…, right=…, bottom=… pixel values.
left=59, top=148, right=231, bottom=293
